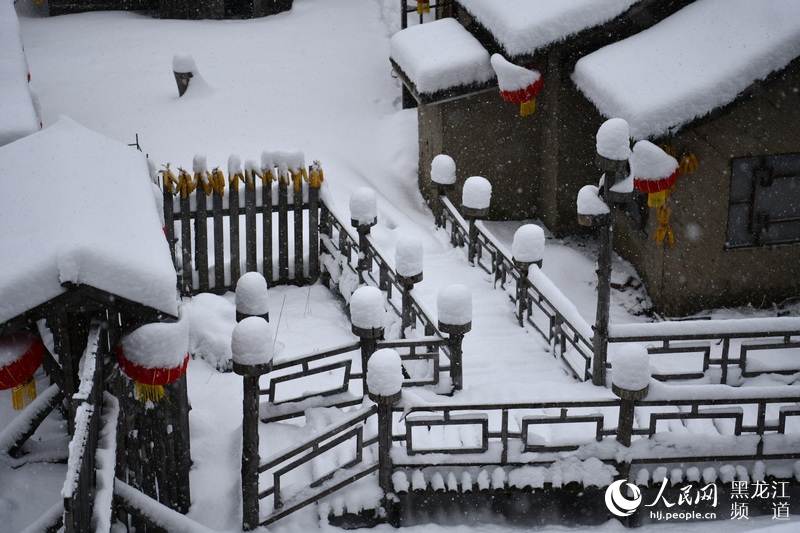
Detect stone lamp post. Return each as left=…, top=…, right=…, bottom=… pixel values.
left=232, top=317, right=274, bottom=531
left=610, top=344, right=651, bottom=447
left=461, top=176, right=491, bottom=264
left=395, top=235, right=424, bottom=335
left=437, top=284, right=472, bottom=391
left=350, top=187, right=378, bottom=283
left=350, top=286, right=386, bottom=389
left=431, top=154, right=456, bottom=227
left=578, top=118, right=633, bottom=387
left=511, top=224, right=545, bottom=326
left=235, top=271, right=270, bottom=323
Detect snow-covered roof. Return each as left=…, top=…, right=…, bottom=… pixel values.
left=0, top=117, right=178, bottom=325
left=572, top=0, right=800, bottom=140
left=0, top=0, right=40, bottom=146
left=456, top=0, right=640, bottom=57
left=390, top=18, right=494, bottom=95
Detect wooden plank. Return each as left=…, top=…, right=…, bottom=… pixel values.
left=229, top=177, right=241, bottom=291
left=245, top=173, right=257, bottom=273
left=278, top=181, right=290, bottom=283
left=293, top=183, right=304, bottom=282
left=195, top=189, right=210, bottom=293
left=262, top=178, right=274, bottom=284
left=180, top=193, right=193, bottom=294
left=308, top=184, right=320, bottom=281
left=212, top=173, right=225, bottom=294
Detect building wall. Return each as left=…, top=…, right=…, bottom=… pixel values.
left=613, top=65, right=800, bottom=316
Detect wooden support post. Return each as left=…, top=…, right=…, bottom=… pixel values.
left=262, top=179, right=273, bottom=283
left=592, top=222, right=612, bottom=387
left=308, top=182, right=320, bottom=282
left=293, top=183, right=304, bottom=283
left=245, top=175, right=257, bottom=273
left=439, top=321, right=470, bottom=393
left=196, top=189, right=210, bottom=293
left=354, top=223, right=375, bottom=284
left=213, top=183, right=225, bottom=294
left=229, top=178, right=241, bottom=291
left=613, top=384, right=648, bottom=447
left=163, top=185, right=176, bottom=265
left=241, top=372, right=261, bottom=530
left=352, top=325, right=384, bottom=392
left=397, top=273, right=422, bottom=338
left=180, top=193, right=193, bottom=294
left=278, top=181, right=289, bottom=283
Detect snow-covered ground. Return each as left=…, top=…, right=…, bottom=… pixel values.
left=2, top=1, right=797, bottom=532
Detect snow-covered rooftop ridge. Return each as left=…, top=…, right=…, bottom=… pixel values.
left=572, top=0, right=800, bottom=140
left=389, top=18, right=494, bottom=95
left=457, top=0, right=640, bottom=57
left=0, top=116, right=178, bottom=325
left=0, top=0, right=40, bottom=146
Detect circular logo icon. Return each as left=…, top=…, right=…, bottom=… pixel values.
left=604, top=479, right=642, bottom=517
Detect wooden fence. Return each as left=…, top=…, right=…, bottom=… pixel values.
left=162, top=160, right=323, bottom=296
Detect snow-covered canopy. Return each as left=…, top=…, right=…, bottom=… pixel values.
left=0, top=0, right=39, bottom=147
left=389, top=18, right=494, bottom=95
left=457, top=0, right=639, bottom=57
left=0, top=116, right=178, bottom=325
left=572, top=0, right=800, bottom=139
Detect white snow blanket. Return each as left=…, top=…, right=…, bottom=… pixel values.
left=390, top=18, right=494, bottom=94
left=573, top=0, right=800, bottom=139
left=456, top=0, right=639, bottom=57
left=0, top=0, right=40, bottom=146
left=0, top=116, right=178, bottom=325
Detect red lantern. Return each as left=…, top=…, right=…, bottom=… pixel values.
left=117, top=346, right=189, bottom=404
left=0, top=330, right=45, bottom=410
left=491, top=54, right=543, bottom=117
left=631, top=140, right=680, bottom=246
left=633, top=167, right=679, bottom=195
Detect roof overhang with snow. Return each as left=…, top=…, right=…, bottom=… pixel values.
left=572, top=0, right=800, bottom=140
left=390, top=18, right=495, bottom=104
left=456, top=0, right=641, bottom=58
left=0, top=117, right=178, bottom=333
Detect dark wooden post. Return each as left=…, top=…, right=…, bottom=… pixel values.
left=278, top=177, right=290, bottom=283
left=195, top=173, right=210, bottom=293
left=245, top=166, right=258, bottom=273
left=511, top=224, right=545, bottom=327
left=461, top=208, right=488, bottom=265
left=308, top=163, right=323, bottom=282
left=261, top=164, right=274, bottom=284
left=430, top=154, right=456, bottom=228
left=366, top=349, right=403, bottom=524
left=232, top=316, right=274, bottom=531
left=179, top=171, right=193, bottom=295
left=395, top=235, right=424, bottom=337
left=211, top=167, right=226, bottom=294
left=350, top=188, right=378, bottom=284
left=613, top=383, right=647, bottom=447
left=292, top=171, right=305, bottom=283
left=611, top=346, right=650, bottom=447
left=437, top=285, right=472, bottom=392
left=461, top=176, right=491, bottom=266
left=229, top=161, right=242, bottom=291
left=350, top=286, right=385, bottom=391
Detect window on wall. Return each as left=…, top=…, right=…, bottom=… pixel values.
left=726, top=154, right=800, bottom=248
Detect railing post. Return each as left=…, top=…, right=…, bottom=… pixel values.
left=430, top=154, right=456, bottom=228
left=461, top=176, right=491, bottom=265
left=611, top=345, right=650, bottom=447
left=232, top=316, right=274, bottom=531
left=350, top=286, right=386, bottom=391
left=511, top=224, right=545, bottom=328
left=437, top=285, right=472, bottom=392
left=350, top=188, right=378, bottom=284
left=235, top=272, right=270, bottom=324
left=395, top=235, right=424, bottom=337
left=366, top=348, right=403, bottom=524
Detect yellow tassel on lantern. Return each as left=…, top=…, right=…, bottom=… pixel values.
left=134, top=382, right=165, bottom=404
left=647, top=190, right=668, bottom=208
left=12, top=378, right=37, bottom=411
left=519, top=98, right=536, bottom=117
left=417, top=1, right=430, bottom=15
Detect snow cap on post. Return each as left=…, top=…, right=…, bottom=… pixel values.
left=512, top=224, right=545, bottom=267
left=576, top=184, right=610, bottom=227
left=611, top=343, right=651, bottom=398
left=231, top=317, right=274, bottom=376
left=172, top=53, right=196, bottom=97
left=350, top=286, right=385, bottom=337
left=395, top=235, right=424, bottom=282
left=437, top=284, right=472, bottom=334
left=462, top=176, right=491, bottom=218
left=596, top=118, right=630, bottom=172
left=235, top=271, right=269, bottom=321
left=367, top=348, right=403, bottom=403
left=350, top=187, right=377, bottom=227
left=431, top=154, right=456, bottom=187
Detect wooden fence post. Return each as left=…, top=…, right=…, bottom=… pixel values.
left=196, top=184, right=210, bottom=293
left=262, top=172, right=274, bottom=284
left=211, top=167, right=226, bottom=294
left=228, top=160, right=242, bottom=291
left=245, top=167, right=258, bottom=274
left=438, top=285, right=472, bottom=392
left=278, top=178, right=290, bottom=283
left=351, top=286, right=385, bottom=392
left=396, top=235, right=424, bottom=337
left=179, top=170, right=193, bottom=295
left=461, top=176, right=491, bottom=265
left=308, top=164, right=322, bottom=282
left=292, top=171, right=304, bottom=283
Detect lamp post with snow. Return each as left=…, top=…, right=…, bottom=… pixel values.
left=577, top=118, right=633, bottom=387
left=350, top=187, right=378, bottom=284
left=350, top=286, right=386, bottom=390
left=511, top=224, right=545, bottom=327
left=461, top=176, right=491, bottom=265
left=437, top=284, right=472, bottom=391
left=431, top=154, right=456, bottom=228
left=235, top=271, right=270, bottom=323
left=395, top=235, right=424, bottom=336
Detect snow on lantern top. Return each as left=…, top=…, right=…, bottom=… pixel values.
left=235, top=272, right=269, bottom=316
left=172, top=53, right=197, bottom=75
left=350, top=187, right=377, bottom=225
left=596, top=118, right=630, bottom=161
left=120, top=316, right=189, bottom=370
left=438, top=284, right=472, bottom=326
left=462, top=176, right=492, bottom=210
left=611, top=343, right=651, bottom=392
left=431, top=154, right=457, bottom=186
left=512, top=225, right=545, bottom=264
left=630, top=140, right=679, bottom=194
left=395, top=235, right=424, bottom=279
left=231, top=317, right=274, bottom=367
left=350, top=286, right=385, bottom=330
left=491, top=54, right=540, bottom=93
left=367, top=348, right=403, bottom=398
